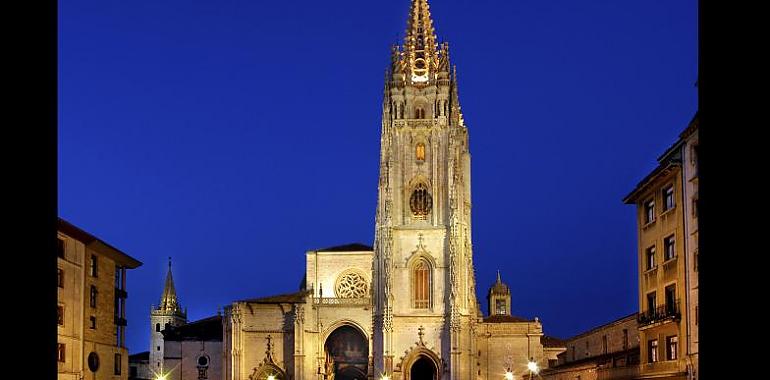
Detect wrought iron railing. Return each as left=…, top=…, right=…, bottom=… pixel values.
left=114, top=316, right=128, bottom=326
left=638, top=299, right=680, bottom=326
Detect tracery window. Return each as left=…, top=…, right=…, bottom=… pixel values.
left=410, top=183, right=432, bottom=219
left=335, top=271, right=369, bottom=299
left=412, top=259, right=431, bottom=308
left=416, top=143, right=426, bottom=161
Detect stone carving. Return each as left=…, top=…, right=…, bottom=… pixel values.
left=410, top=182, right=433, bottom=218
left=335, top=271, right=369, bottom=299
left=383, top=306, right=393, bottom=332
left=294, top=305, right=304, bottom=325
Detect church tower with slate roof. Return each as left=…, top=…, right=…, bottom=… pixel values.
left=150, top=258, right=187, bottom=372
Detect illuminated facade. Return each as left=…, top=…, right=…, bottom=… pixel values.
left=623, top=114, right=699, bottom=380
left=57, top=218, right=142, bottom=380
left=220, top=2, right=563, bottom=380
left=150, top=259, right=188, bottom=373
left=540, top=314, right=640, bottom=380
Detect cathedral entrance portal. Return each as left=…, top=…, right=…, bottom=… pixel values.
left=409, top=355, right=438, bottom=380
left=323, top=325, right=368, bottom=380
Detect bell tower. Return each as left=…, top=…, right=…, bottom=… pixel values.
left=150, top=258, right=187, bottom=373
left=372, top=1, right=478, bottom=379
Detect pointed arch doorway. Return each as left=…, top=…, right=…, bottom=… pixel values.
left=409, top=355, right=438, bottom=380
left=323, top=325, right=369, bottom=380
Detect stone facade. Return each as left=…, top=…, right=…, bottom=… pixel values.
left=150, top=259, right=188, bottom=373
left=222, top=249, right=560, bottom=380
left=128, top=352, right=151, bottom=380
left=680, top=117, right=698, bottom=379
left=58, top=218, right=142, bottom=380
left=217, top=2, right=563, bottom=380
left=623, top=113, right=699, bottom=380
left=541, top=314, right=639, bottom=380
left=162, top=316, right=224, bottom=380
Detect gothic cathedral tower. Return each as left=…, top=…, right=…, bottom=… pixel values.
left=150, top=258, right=187, bottom=372
left=373, top=1, right=478, bottom=379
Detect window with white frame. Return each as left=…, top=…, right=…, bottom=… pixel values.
left=664, top=235, right=676, bottom=260
left=644, top=200, right=655, bottom=224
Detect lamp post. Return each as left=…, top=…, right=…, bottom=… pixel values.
left=526, top=358, right=539, bottom=380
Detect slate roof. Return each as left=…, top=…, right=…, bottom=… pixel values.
left=483, top=314, right=532, bottom=323
left=316, top=243, right=373, bottom=252
left=238, top=290, right=310, bottom=304
left=58, top=217, right=142, bottom=268
left=128, top=351, right=149, bottom=361
left=562, top=312, right=637, bottom=341
left=162, top=315, right=223, bottom=342
left=541, top=335, right=566, bottom=348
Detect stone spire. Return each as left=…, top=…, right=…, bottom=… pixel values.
left=400, top=0, right=444, bottom=83
left=490, top=270, right=510, bottom=295
left=150, top=257, right=186, bottom=372
left=404, top=0, right=438, bottom=56
left=157, top=257, right=184, bottom=316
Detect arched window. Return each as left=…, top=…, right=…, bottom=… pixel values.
left=416, top=143, right=426, bottom=161
left=412, top=259, right=431, bottom=309
left=415, top=107, right=425, bottom=119
left=155, top=323, right=160, bottom=332
left=409, top=183, right=432, bottom=219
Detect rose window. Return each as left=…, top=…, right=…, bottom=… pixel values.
left=335, top=271, right=369, bottom=299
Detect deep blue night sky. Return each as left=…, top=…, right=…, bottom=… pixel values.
left=59, top=0, right=697, bottom=354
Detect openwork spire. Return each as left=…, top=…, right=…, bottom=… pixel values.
left=405, top=0, right=438, bottom=56
left=395, top=0, right=448, bottom=84
left=157, top=257, right=184, bottom=316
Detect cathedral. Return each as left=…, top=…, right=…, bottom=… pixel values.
left=218, top=2, right=564, bottom=380
left=139, top=2, right=566, bottom=380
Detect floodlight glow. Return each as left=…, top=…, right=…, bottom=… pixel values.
left=504, top=371, right=514, bottom=380
left=527, top=361, right=539, bottom=374
left=267, top=375, right=276, bottom=380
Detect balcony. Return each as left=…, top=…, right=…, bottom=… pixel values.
left=638, top=300, right=681, bottom=326
left=115, top=288, right=128, bottom=298
left=641, top=360, right=683, bottom=375
left=114, top=316, right=128, bottom=326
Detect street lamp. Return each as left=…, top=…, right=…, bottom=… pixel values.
left=527, top=358, right=539, bottom=379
